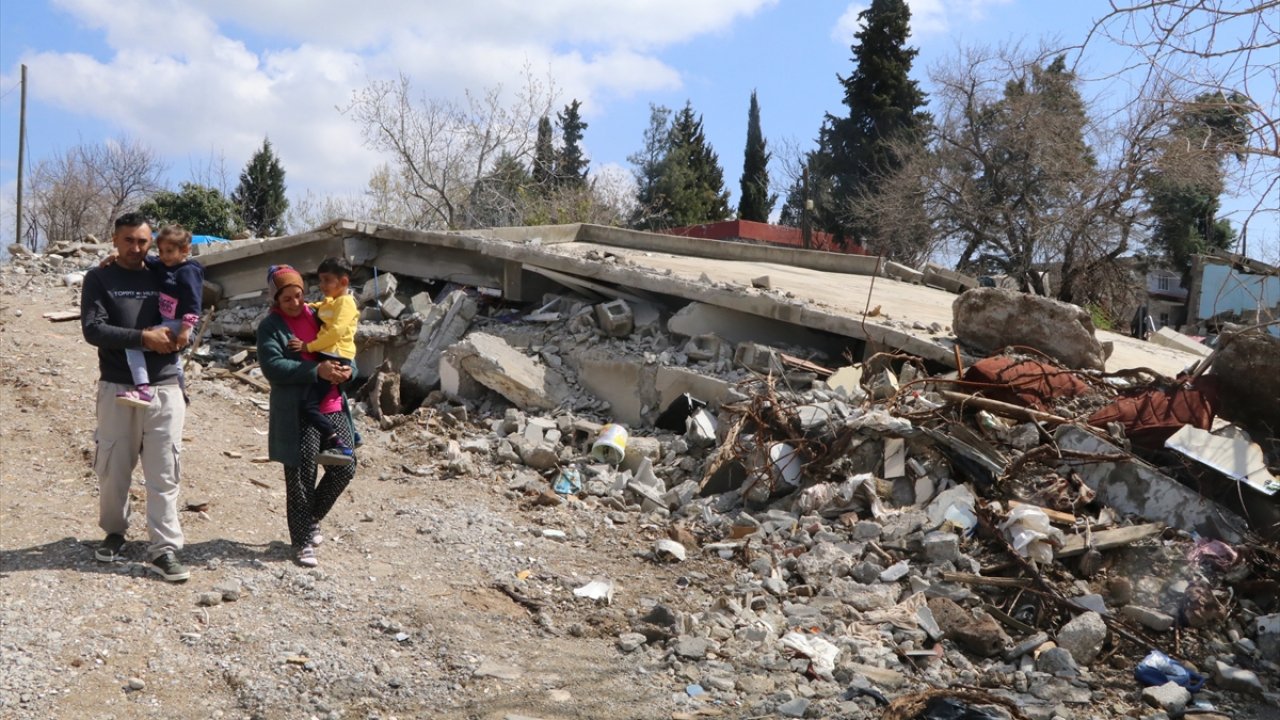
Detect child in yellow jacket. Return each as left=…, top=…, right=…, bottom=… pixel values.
left=287, top=257, right=359, bottom=465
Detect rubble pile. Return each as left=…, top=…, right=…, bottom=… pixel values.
left=5, top=240, right=110, bottom=289
left=192, top=267, right=1279, bottom=719
left=12, top=234, right=1279, bottom=719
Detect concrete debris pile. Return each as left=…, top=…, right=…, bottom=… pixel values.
left=49, top=220, right=1277, bottom=718
left=5, top=239, right=110, bottom=288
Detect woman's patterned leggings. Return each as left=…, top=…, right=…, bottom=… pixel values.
left=284, top=412, right=356, bottom=548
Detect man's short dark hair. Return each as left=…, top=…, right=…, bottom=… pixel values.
left=317, top=256, right=352, bottom=279
left=114, top=212, right=150, bottom=232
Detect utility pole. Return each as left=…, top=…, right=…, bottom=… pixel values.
left=16, top=64, right=27, bottom=249
left=800, top=164, right=811, bottom=250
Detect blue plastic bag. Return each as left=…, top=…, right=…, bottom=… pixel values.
left=1135, top=650, right=1206, bottom=692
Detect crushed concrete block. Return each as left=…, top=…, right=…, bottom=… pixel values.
left=884, top=261, right=923, bottom=284
left=734, top=342, right=782, bottom=373
left=359, top=306, right=384, bottom=322
left=400, top=290, right=478, bottom=401
left=869, top=369, right=899, bottom=400
left=953, top=287, right=1107, bottom=370
left=359, top=272, right=397, bottom=305
left=1149, top=326, right=1211, bottom=357
left=751, top=275, right=772, bottom=290
left=1120, top=605, right=1174, bottom=633
left=380, top=294, right=406, bottom=319
left=595, top=299, right=634, bottom=337
left=655, top=366, right=739, bottom=412
left=443, top=332, right=568, bottom=411
left=827, top=365, right=865, bottom=400
left=1056, top=611, right=1107, bottom=665
left=1056, top=425, right=1249, bottom=542
left=578, top=352, right=650, bottom=426
left=409, top=291, right=434, bottom=316
left=922, top=530, right=961, bottom=564
left=682, top=334, right=723, bottom=362
left=1213, top=660, right=1264, bottom=696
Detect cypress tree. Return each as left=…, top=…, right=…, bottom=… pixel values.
left=819, top=0, right=928, bottom=241
left=232, top=138, right=289, bottom=236
left=738, top=90, right=775, bottom=222
left=532, top=116, right=555, bottom=188
left=664, top=102, right=731, bottom=226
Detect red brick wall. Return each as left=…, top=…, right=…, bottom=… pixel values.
left=667, top=220, right=865, bottom=255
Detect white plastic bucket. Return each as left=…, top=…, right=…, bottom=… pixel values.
left=591, top=424, right=629, bottom=465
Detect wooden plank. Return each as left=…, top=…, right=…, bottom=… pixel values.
left=231, top=363, right=271, bottom=393
left=940, top=572, right=1033, bottom=589
left=1056, top=523, right=1164, bottom=558
left=778, top=352, right=832, bottom=378
left=43, top=310, right=80, bottom=322
left=940, top=390, right=1069, bottom=426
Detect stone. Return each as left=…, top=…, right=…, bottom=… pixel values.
left=616, top=633, right=647, bottom=653
left=127, top=677, right=145, bottom=691
left=1005, top=631, right=1050, bottom=661
left=927, top=597, right=1011, bottom=658
left=400, top=290, right=478, bottom=401
left=673, top=637, right=711, bottom=660
left=751, top=275, right=772, bottom=290
left=379, top=294, right=406, bottom=319
left=1256, top=613, right=1280, bottom=662
left=1142, top=682, right=1191, bottom=715
left=443, top=332, right=568, bottom=411
left=1056, top=611, right=1107, bottom=665
left=1120, top=605, right=1174, bottom=633
left=777, top=698, right=810, bottom=717
left=953, top=287, right=1107, bottom=370
left=1211, top=331, right=1280, bottom=432
left=922, top=530, right=961, bottom=564
left=359, top=272, right=397, bottom=304
left=214, top=581, right=242, bottom=602
left=1035, top=647, right=1079, bottom=676
left=196, top=592, right=223, bottom=607
left=1213, top=660, right=1264, bottom=695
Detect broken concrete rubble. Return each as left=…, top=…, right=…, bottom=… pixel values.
left=400, top=290, right=478, bottom=401
left=134, top=220, right=1280, bottom=719
left=953, top=287, right=1108, bottom=370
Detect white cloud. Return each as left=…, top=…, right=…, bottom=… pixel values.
left=21, top=0, right=773, bottom=198
left=833, top=0, right=1015, bottom=43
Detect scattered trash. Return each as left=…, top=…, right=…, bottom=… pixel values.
left=590, top=424, right=628, bottom=465
left=779, top=631, right=840, bottom=679
left=572, top=579, right=614, bottom=604
left=999, top=505, right=1064, bottom=564
left=1135, top=650, right=1206, bottom=691
left=653, top=538, right=687, bottom=563
left=553, top=467, right=583, bottom=495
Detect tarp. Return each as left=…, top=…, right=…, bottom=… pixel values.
left=191, top=235, right=228, bottom=246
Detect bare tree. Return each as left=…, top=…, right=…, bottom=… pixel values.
left=343, top=69, right=557, bottom=231
left=24, top=138, right=165, bottom=250
left=1081, top=1, right=1279, bottom=247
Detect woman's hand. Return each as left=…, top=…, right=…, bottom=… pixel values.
left=317, top=359, right=351, bottom=384
left=287, top=337, right=304, bottom=352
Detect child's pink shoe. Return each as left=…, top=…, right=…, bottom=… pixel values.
left=115, top=386, right=155, bottom=408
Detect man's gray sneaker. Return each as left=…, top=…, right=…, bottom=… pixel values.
left=149, top=552, right=190, bottom=582
left=95, top=533, right=125, bottom=562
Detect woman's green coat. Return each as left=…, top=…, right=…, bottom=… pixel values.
left=257, top=311, right=357, bottom=467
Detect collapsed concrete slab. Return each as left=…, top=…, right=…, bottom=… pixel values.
left=400, top=290, right=478, bottom=402
left=953, top=288, right=1108, bottom=371
left=1148, top=327, right=1211, bottom=357
left=668, top=302, right=841, bottom=354
left=577, top=352, right=654, bottom=425
left=444, top=332, right=568, bottom=411
left=1055, top=426, right=1248, bottom=542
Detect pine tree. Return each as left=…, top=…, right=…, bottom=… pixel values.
left=628, top=104, right=674, bottom=229
left=556, top=100, right=589, bottom=189
left=738, top=91, right=775, bottom=222
left=532, top=116, right=556, bottom=189
left=661, top=102, right=731, bottom=227
left=231, top=138, right=289, bottom=236
left=819, top=0, right=928, bottom=242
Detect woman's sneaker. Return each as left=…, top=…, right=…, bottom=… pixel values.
left=115, top=386, right=155, bottom=408
left=316, top=441, right=355, bottom=466
left=296, top=544, right=318, bottom=567
left=308, top=523, right=324, bottom=546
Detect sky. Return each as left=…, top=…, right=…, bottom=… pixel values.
left=0, top=0, right=1275, bottom=260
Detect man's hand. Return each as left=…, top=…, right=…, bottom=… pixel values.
left=176, top=327, right=192, bottom=350
left=287, top=337, right=305, bottom=352
left=141, top=327, right=178, bottom=353
left=98, top=252, right=119, bottom=269
left=317, top=360, right=351, bottom=385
